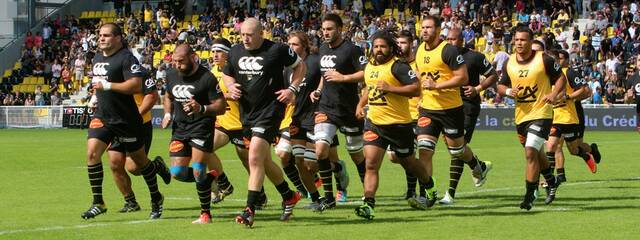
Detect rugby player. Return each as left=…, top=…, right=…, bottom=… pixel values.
left=222, top=18, right=304, bottom=226
left=82, top=23, right=168, bottom=220
left=497, top=26, right=566, bottom=210
left=161, top=44, right=227, bottom=224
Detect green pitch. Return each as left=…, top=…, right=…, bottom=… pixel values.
left=1, top=129, right=639, bottom=239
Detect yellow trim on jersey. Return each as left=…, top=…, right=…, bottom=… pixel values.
left=365, top=58, right=413, bottom=125
left=506, top=51, right=554, bottom=124
left=415, top=41, right=462, bottom=110
left=212, top=65, right=242, bottom=130
left=280, top=104, right=294, bottom=130
left=553, top=68, right=579, bottom=124
left=134, top=93, right=151, bottom=123
left=407, top=59, right=420, bottom=120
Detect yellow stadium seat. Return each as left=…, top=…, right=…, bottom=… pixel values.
left=103, top=11, right=110, bottom=18
left=191, top=15, right=199, bottom=22
left=607, top=27, right=614, bottom=38
left=87, top=11, right=95, bottom=19
left=83, top=76, right=90, bottom=84
left=14, top=62, right=21, bottom=70
left=109, top=10, right=116, bottom=17
left=201, top=51, right=209, bottom=59
left=80, top=11, right=88, bottom=19
left=42, top=85, right=50, bottom=93
left=27, top=85, right=35, bottom=93
left=4, top=69, right=11, bottom=77
left=153, top=58, right=160, bottom=67
left=58, top=84, right=66, bottom=93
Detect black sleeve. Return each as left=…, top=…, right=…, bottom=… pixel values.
left=279, top=43, right=301, bottom=68
left=222, top=51, right=236, bottom=78
left=543, top=53, right=562, bottom=84
left=498, top=64, right=511, bottom=86
left=206, top=72, right=223, bottom=101
left=123, top=54, right=146, bottom=80
left=350, top=44, right=367, bottom=71
left=566, top=69, right=586, bottom=90
left=441, top=44, right=465, bottom=70
left=391, top=61, right=419, bottom=85
left=478, top=53, right=496, bottom=77
left=142, top=78, right=157, bottom=94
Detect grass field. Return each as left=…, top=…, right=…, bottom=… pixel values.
left=0, top=129, right=639, bottom=239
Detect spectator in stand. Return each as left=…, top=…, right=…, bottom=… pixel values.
left=51, top=59, right=62, bottom=84
left=24, top=94, right=35, bottom=106
left=74, top=54, right=85, bottom=87
left=61, top=65, right=72, bottom=92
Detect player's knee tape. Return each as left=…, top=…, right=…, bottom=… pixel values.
left=304, top=149, right=318, bottom=163
left=345, top=135, right=364, bottom=153
left=448, top=145, right=465, bottom=158
left=314, top=122, right=337, bottom=145
left=525, top=132, right=546, bottom=151
left=417, top=139, right=437, bottom=151
left=170, top=166, right=190, bottom=182
left=275, top=139, right=292, bottom=154
left=192, top=162, right=207, bottom=184
left=292, top=144, right=306, bottom=158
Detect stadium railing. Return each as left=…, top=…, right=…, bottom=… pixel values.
left=0, top=106, right=63, bottom=128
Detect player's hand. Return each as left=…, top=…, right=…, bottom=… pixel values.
left=463, top=85, right=479, bottom=97
left=182, top=97, right=201, bottom=116
left=161, top=113, right=171, bottom=129
left=92, top=80, right=106, bottom=91
left=276, top=88, right=296, bottom=104
left=228, top=83, right=242, bottom=100
left=541, top=93, right=559, bottom=104
left=422, top=76, right=437, bottom=90
left=310, top=89, right=321, bottom=103
left=355, top=104, right=366, bottom=120
left=376, top=80, right=390, bottom=92
left=507, top=86, right=519, bottom=98
left=324, top=70, right=345, bottom=82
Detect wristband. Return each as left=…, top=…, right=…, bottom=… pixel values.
left=313, top=89, right=321, bottom=96
left=164, top=113, right=171, bottom=118
left=288, top=85, right=300, bottom=95
left=102, top=80, right=112, bottom=90
left=199, top=104, right=206, bottom=114
left=506, top=88, right=512, bottom=96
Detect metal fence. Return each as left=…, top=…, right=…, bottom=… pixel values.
left=0, top=106, right=63, bottom=128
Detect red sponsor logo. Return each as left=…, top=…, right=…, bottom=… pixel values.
left=169, top=140, right=184, bottom=153
left=363, top=131, right=379, bottom=142
left=89, top=119, right=104, bottom=129
left=315, top=113, right=328, bottom=124
left=417, top=117, right=431, bottom=127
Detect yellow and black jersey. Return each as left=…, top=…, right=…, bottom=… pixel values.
left=134, top=78, right=157, bottom=123
left=415, top=40, right=466, bottom=110
left=279, top=104, right=294, bottom=130
left=553, top=67, right=585, bottom=124
left=364, top=58, right=419, bottom=125
left=406, top=59, right=421, bottom=120
left=212, top=65, right=242, bottom=130
left=498, top=51, right=563, bottom=124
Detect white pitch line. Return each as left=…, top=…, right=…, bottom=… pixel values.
left=2, top=177, right=637, bottom=236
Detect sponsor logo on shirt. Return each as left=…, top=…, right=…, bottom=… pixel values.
left=171, top=85, right=195, bottom=102
left=238, top=56, right=264, bottom=75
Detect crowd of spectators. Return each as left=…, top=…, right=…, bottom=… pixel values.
left=1, top=0, right=640, bottom=107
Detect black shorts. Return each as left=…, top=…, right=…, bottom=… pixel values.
left=315, top=111, right=364, bottom=136
left=169, top=134, right=214, bottom=157
left=109, top=121, right=153, bottom=154
left=462, top=101, right=481, bottom=143
left=415, top=106, right=465, bottom=139
left=290, top=121, right=340, bottom=146
left=87, top=118, right=145, bottom=153
left=550, top=124, right=581, bottom=142
left=216, top=126, right=245, bottom=147
left=516, top=119, right=552, bottom=147
left=364, top=120, right=415, bottom=158
left=243, top=118, right=281, bottom=145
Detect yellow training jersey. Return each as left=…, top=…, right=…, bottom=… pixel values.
left=365, top=58, right=418, bottom=125
left=502, top=51, right=562, bottom=124
left=212, top=65, right=242, bottom=130
left=415, top=40, right=465, bottom=110
left=552, top=68, right=581, bottom=124
left=407, top=59, right=420, bottom=120
left=280, top=104, right=294, bottom=130
left=134, top=93, right=151, bottom=123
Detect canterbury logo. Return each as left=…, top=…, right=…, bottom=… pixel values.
left=408, top=70, right=417, bottom=79
left=93, top=63, right=109, bottom=76
left=359, top=56, right=367, bottom=65
left=635, top=83, right=640, bottom=93
left=130, top=64, right=142, bottom=74
left=145, top=78, right=155, bottom=88
left=456, top=55, right=464, bottom=64
left=320, top=55, right=337, bottom=68
left=171, top=85, right=195, bottom=100
left=238, top=56, right=264, bottom=71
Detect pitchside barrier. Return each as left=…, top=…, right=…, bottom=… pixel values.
left=0, top=105, right=637, bottom=130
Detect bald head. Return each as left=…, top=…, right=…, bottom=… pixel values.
left=172, top=44, right=197, bottom=75
left=446, top=28, right=464, bottom=48
left=241, top=18, right=264, bottom=50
